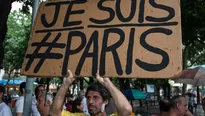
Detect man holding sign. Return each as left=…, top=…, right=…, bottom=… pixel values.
left=49, top=70, right=133, bottom=116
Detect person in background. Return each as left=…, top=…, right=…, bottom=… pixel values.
left=71, top=98, right=84, bottom=113
left=152, top=99, right=169, bottom=116
left=3, top=93, right=11, bottom=105
left=37, top=93, right=53, bottom=116
left=32, top=84, right=45, bottom=116
left=167, top=95, right=189, bottom=116
left=193, top=95, right=197, bottom=111
left=202, top=97, right=205, bottom=114
left=78, top=90, right=89, bottom=114
left=159, top=99, right=170, bottom=116
left=35, top=85, right=45, bottom=98
left=187, top=94, right=194, bottom=113
left=0, top=85, right=12, bottom=116
left=14, top=82, right=26, bottom=116
left=66, top=94, right=73, bottom=111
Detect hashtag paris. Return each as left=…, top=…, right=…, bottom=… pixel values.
left=34, top=0, right=177, bottom=77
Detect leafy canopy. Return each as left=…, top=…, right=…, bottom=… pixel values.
left=3, top=10, right=31, bottom=70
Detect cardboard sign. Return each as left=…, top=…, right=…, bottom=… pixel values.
left=21, top=0, right=182, bottom=78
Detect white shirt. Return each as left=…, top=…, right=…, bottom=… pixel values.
left=14, top=96, right=40, bottom=116
left=31, top=96, right=40, bottom=116
left=0, top=102, right=12, bottom=116
left=14, top=96, right=24, bottom=115
left=82, top=97, right=89, bottom=114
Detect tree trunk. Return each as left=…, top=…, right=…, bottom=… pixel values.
left=4, top=73, right=11, bottom=87
left=167, top=82, right=171, bottom=100
left=0, top=0, right=13, bottom=68
left=72, top=83, right=76, bottom=94
left=182, top=84, right=187, bottom=95
left=197, top=86, right=200, bottom=104
left=46, top=78, right=50, bottom=93
left=125, top=79, right=130, bottom=90
left=89, top=77, right=94, bottom=84
left=163, top=85, right=167, bottom=99
left=119, top=79, right=125, bottom=90
left=156, top=86, right=160, bottom=101
left=182, top=45, right=189, bottom=94
left=139, top=85, right=144, bottom=107
left=80, top=77, right=84, bottom=90
left=4, top=69, right=13, bottom=87
left=163, top=79, right=171, bottom=100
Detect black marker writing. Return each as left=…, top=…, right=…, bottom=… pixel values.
left=62, top=31, right=86, bottom=76
left=135, top=28, right=172, bottom=71
left=25, top=32, right=65, bottom=73
left=100, top=28, right=125, bottom=76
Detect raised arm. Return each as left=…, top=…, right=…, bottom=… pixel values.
left=96, top=71, right=132, bottom=116
left=49, top=70, right=75, bottom=116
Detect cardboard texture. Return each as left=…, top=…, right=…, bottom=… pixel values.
left=21, top=0, right=182, bottom=78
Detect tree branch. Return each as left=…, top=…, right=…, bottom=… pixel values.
left=197, top=38, right=205, bottom=46
left=83, top=78, right=89, bottom=84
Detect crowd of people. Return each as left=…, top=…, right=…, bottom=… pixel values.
left=0, top=70, right=134, bottom=116
left=0, top=70, right=205, bottom=116
left=154, top=96, right=193, bottom=116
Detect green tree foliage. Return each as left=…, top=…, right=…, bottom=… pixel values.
left=181, top=0, right=205, bottom=45
left=3, top=10, right=31, bottom=71
left=0, top=0, right=33, bottom=67
left=186, top=41, right=205, bottom=67
left=181, top=0, right=205, bottom=66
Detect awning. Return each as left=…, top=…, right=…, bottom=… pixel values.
left=123, top=89, right=148, bottom=100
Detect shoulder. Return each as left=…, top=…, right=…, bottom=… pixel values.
left=2, top=102, right=10, bottom=109
left=3, top=105, right=11, bottom=111
left=16, top=96, right=24, bottom=102
left=1, top=103, right=12, bottom=114
left=110, top=112, right=135, bottom=116
left=16, top=97, right=24, bottom=104
left=62, top=110, right=88, bottom=116
left=110, top=112, right=118, bottom=116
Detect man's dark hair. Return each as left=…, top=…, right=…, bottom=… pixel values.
left=86, top=82, right=111, bottom=101
left=169, top=95, right=185, bottom=108
left=72, top=98, right=83, bottom=113
left=20, top=82, right=26, bottom=94
left=35, top=85, right=44, bottom=99
left=0, top=85, right=5, bottom=94
left=159, top=99, right=170, bottom=112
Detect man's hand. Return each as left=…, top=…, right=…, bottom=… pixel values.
left=49, top=70, right=75, bottom=116
left=63, top=70, right=75, bottom=85
left=184, top=111, right=193, bottom=116
left=96, top=70, right=132, bottom=116
left=96, top=70, right=111, bottom=86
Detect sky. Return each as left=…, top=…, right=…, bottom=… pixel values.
left=11, top=2, right=23, bottom=12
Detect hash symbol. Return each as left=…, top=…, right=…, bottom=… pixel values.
left=25, top=32, right=66, bottom=73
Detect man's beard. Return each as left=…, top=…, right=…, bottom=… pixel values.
left=89, top=111, right=102, bottom=116
left=88, top=105, right=101, bottom=115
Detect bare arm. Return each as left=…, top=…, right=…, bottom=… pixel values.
left=49, top=70, right=75, bottom=116
left=16, top=113, right=22, bottom=116
left=96, top=72, right=132, bottom=116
